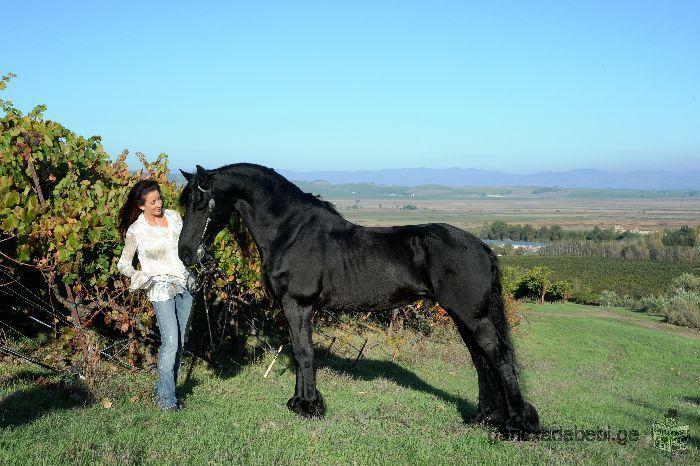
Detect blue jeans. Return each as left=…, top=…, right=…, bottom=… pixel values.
left=153, top=290, right=193, bottom=408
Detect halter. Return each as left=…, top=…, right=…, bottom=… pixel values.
left=186, top=183, right=218, bottom=295
left=195, top=183, right=216, bottom=263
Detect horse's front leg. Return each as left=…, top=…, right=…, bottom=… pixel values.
left=282, top=295, right=325, bottom=418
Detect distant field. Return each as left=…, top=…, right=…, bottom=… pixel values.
left=292, top=180, right=700, bottom=201
left=330, top=197, right=700, bottom=231
left=286, top=180, right=700, bottom=231
left=1, top=304, right=698, bottom=464
left=500, top=256, right=700, bottom=298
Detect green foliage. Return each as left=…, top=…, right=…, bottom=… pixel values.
left=568, top=282, right=598, bottom=305
left=638, top=295, right=669, bottom=316
left=500, top=265, right=521, bottom=297
left=480, top=221, right=632, bottom=243
left=483, top=221, right=700, bottom=263
left=498, top=265, right=529, bottom=327
left=669, top=272, right=700, bottom=294
left=546, top=280, right=573, bottom=303
left=514, top=266, right=552, bottom=304
left=664, top=289, right=700, bottom=329
left=540, top=230, right=700, bottom=262
left=503, top=265, right=572, bottom=304
left=501, top=256, right=700, bottom=299
left=597, top=290, right=636, bottom=308
left=596, top=273, right=700, bottom=329
left=662, top=225, right=697, bottom=247
left=601, top=272, right=700, bottom=328
left=0, top=74, right=264, bottom=368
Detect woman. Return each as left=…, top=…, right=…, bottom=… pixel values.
left=117, top=179, right=194, bottom=411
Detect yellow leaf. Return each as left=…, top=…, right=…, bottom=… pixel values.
left=102, top=398, right=112, bottom=409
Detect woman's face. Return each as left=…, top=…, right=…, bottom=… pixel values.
left=140, top=190, right=163, bottom=217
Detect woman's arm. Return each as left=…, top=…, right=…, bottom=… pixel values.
left=116, top=230, right=152, bottom=290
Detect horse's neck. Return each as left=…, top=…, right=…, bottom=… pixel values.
left=219, top=167, right=347, bottom=263
left=221, top=172, right=291, bottom=262
left=231, top=197, right=280, bottom=263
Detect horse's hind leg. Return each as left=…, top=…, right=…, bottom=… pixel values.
left=282, top=295, right=325, bottom=418
left=460, top=310, right=538, bottom=434
left=453, top=321, right=508, bottom=426
left=438, top=287, right=539, bottom=434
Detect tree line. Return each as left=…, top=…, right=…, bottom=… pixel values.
left=481, top=221, right=700, bottom=263
left=479, top=220, right=700, bottom=246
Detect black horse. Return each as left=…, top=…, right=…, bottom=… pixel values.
left=177, top=163, right=539, bottom=434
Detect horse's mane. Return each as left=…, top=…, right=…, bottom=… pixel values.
left=178, top=163, right=340, bottom=216
left=178, top=183, right=191, bottom=207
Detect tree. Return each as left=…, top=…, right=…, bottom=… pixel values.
left=516, top=266, right=553, bottom=305
left=663, top=225, right=696, bottom=247
left=547, top=280, right=573, bottom=303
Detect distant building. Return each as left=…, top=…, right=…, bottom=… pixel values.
left=613, top=224, right=652, bottom=235
left=482, top=239, right=548, bottom=254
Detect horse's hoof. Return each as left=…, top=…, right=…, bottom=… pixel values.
left=287, top=391, right=326, bottom=418
left=470, top=408, right=507, bottom=427
left=499, top=403, right=540, bottom=438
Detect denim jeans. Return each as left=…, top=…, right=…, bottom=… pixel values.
left=153, top=289, right=193, bottom=408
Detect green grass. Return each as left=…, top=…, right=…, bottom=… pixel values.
left=501, top=256, right=700, bottom=298
left=1, top=303, right=698, bottom=464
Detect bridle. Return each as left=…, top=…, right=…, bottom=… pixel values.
left=195, top=182, right=216, bottom=264
left=185, top=182, right=218, bottom=295
left=186, top=182, right=247, bottom=352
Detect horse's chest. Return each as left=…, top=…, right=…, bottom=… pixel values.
left=265, top=255, right=322, bottom=299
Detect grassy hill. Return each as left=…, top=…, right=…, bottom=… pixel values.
left=1, top=303, right=698, bottom=464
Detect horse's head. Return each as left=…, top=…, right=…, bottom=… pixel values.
left=178, top=165, right=231, bottom=267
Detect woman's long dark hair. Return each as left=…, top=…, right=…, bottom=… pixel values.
left=117, top=180, right=162, bottom=240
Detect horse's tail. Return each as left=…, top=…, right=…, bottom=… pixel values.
left=484, top=247, right=512, bottom=344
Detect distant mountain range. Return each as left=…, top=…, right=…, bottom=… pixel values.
left=273, top=167, right=700, bottom=190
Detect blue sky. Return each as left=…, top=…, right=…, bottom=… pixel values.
left=2, top=1, right=699, bottom=173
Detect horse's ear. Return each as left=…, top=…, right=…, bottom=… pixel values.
left=195, top=164, right=211, bottom=190
left=180, top=169, right=193, bottom=182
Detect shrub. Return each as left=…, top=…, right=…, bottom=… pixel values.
left=663, top=289, right=700, bottom=329
left=493, top=266, right=525, bottom=328
left=546, top=280, right=573, bottom=303
left=515, top=266, right=553, bottom=304
left=638, top=295, right=669, bottom=316
left=669, top=273, right=700, bottom=294
left=504, top=294, right=525, bottom=328
left=500, top=265, right=523, bottom=297
left=0, top=74, right=267, bottom=377
left=597, top=290, right=636, bottom=308
left=569, top=282, right=598, bottom=305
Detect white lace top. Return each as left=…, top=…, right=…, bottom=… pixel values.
left=117, top=208, right=193, bottom=302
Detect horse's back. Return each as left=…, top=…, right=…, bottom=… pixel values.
left=363, top=222, right=495, bottom=294
left=315, top=222, right=492, bottom=310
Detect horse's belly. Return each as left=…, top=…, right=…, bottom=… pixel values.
left=321, top=258, right=424, bottom=312
left=324, top=290, right=417, bottom=313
